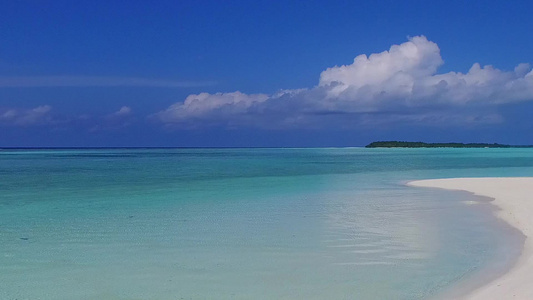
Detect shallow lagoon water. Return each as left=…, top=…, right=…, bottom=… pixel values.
left=1, top=148, right=532, bottom=299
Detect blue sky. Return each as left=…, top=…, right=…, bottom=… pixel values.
left=1, top=0, right=533, bottom=147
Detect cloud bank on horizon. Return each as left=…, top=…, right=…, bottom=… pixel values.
left=0, top=105, right=52, bottom=126
left=155, top=36, right=533, bottom=129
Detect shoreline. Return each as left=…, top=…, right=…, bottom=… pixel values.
left=408, top=177, right=532, bottom=300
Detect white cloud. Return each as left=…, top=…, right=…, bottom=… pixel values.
left=112, top=106, right=132, bottom=117
left=156, top=91, right=269, bottom=127
left=0, top=105, right=52, bottom=126
left=90, top=106, right=135, bottom=132
left=154, top=36, right=533, bottom=128
left=319, top=36, right=443, bottom=99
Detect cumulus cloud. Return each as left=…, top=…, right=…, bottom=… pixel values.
left=112, top=106, right=132, bottom=117
left=319, top=36, right=443, bottom=100
left=154, top=36, right=533, bottom=128
left=156, top=91, right=269, bottom=127
left=0, top=105, right=52, bottom=126
left=89, top=106, right=135, bottom=132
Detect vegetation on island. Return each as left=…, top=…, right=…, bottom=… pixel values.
left=365, top=141, right=515, bottom=148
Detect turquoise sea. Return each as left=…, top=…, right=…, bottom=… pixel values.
left=1, top=148, right=532, bottom=300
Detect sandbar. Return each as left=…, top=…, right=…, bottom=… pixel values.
left=409, top=177, right=533, bottom=299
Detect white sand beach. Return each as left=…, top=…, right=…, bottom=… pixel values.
left=409, top=178, right=533, bottom=300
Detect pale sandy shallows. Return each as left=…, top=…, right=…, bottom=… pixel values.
left=409, top=178, right=533, bottom=300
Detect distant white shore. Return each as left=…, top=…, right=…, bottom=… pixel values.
left=409, top=178, right=533, bottom=300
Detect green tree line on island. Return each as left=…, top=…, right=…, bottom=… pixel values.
left=365, top=141, right=520, bottom=148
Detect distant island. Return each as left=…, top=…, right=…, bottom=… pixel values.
left=365, top=141, right=524, bottom=148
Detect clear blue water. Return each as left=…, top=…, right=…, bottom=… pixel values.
left=1, top=148, right=532, bottom=299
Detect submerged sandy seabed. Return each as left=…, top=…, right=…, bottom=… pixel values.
left=409, top=178, right=533, bottom=300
